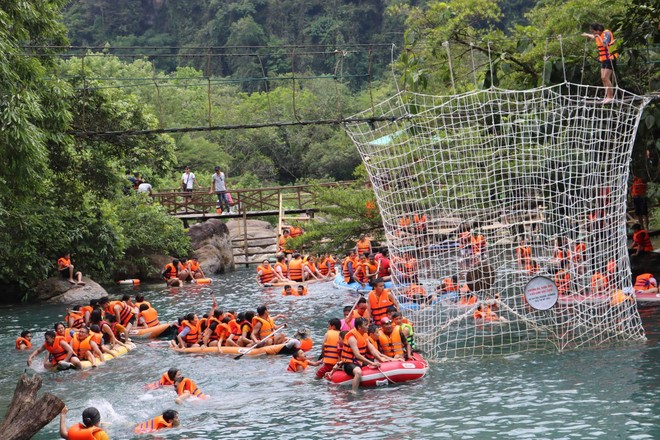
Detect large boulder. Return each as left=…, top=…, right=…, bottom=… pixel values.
left=35, top=277, right=107, bottom=304
left=188, top=219, right=235, bottom=274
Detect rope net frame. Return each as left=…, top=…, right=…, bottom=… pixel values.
left=344, top=82, right=651, bottom=361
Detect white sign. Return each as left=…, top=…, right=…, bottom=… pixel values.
left=524, top=276, right=558, bottom=310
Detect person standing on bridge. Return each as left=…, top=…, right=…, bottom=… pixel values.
left=181, top=165, right=200, bottom=194
left=209, top=166, right=230, bottom=214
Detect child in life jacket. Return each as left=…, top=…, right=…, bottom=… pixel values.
left=287, top=349, right=322, bottom=373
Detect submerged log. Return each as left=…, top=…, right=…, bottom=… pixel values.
left=0, top=373, right=64, bottom=440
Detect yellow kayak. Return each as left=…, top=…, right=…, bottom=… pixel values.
left=171, top=343, right=290, bottom=357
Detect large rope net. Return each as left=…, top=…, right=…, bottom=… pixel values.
left=344, top=82, right=651, bottom=360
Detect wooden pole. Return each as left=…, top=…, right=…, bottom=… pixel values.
left=277, top=191, right=283, bottom=236
left=242, top=206, right=249, bottom=268
left=0, top=373, right=65, bottom=440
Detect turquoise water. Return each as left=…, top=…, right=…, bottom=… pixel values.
left=1, top=269, right=659, bottom=439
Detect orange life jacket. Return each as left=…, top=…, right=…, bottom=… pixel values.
left=472, top=234, right=485, bottom=254
left=516, top=245, right=532, bottom=261
left=180, top=320, right=199, bottom=345
left=405, top=284, right=426, bottom=298
left=322, top=329, right=340, bottom=365
left=157, top=372, right=175, bottom=386
left=342, top=257, right=357, bottom=282
left=257, top=265, right=276, bottom=284
left=163, top=263, right=178, bottom=279
left=274, top=261, right=288, bottom=278
left=140, top=307, right=160, bottom=327
left=15, top=337, right=31, bottom=349
left=595, top=30, right=617, bottom=62
left=633, top=230, right=653, bottom=252
left=288, top=259, right=303, bottom=281
left=211, top=322, right=231, bottom=342
left=353, top=262, right=369, bottom=284
left=634, top=273, right=656, bottom=290
left=340, top=328, right=368, bottom=364
left=107, top=301, right=134, bottom=327
left=79, top=305, right=93, bottom=323
left=188, top=260, right=201, bottom=272
left=72, top=334, right=94, bottom=358
left=177, top=378, right=204, bottom=397
left=67, top=423, right=105, bottom=440
left=357, top=239, right=371, bottom=256
left=459, top=295, right=477, bottom=305
left=287, top=358, right=309, bottom=372
left=442, top=277, right=459, bottom=292
left=90, top=331, right=103, bottom=346
left=378, top=326, right=404, bottom=357
left=58, top=257, right=71, bottom=269
left=377, top=257, right=390, bottom=278
left=290, top=226, right=303, bottom=238
left=228, top=319, right=241, bottom=336
left=67, top=310, right=85, bottom=329
left=368, top=289, right=394, bottom=323
left=591, top=272, right=609, bottom=291
left=252, top=316, right=275, bottom=340
left=278, top=236, right=286, bottom=252
left=631, top=177, right=647, bottom=197
left=474, top=306, right=497, bottom=321
left=572, top=243, right=586, bottom=262
left=45, top=335, right=68, bottom=363
left=317, top=258, right=330, bottom=276
left=134, top=415, right=173, bottom=434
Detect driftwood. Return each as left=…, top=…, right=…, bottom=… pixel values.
left=0, top=373, right=65, bottom=440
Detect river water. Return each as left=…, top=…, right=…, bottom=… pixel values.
left=1, top=269, right=658, bottom=439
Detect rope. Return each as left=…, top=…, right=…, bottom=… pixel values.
left=469, top=43, right=478, bottom=88
left=69, top=115, right=405, bottom=138
left=443, top=41, right=456, bottom=93
left=558, top=34, right=567, bottom=83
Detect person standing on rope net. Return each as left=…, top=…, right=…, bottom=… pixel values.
left=582, top=23, right=618, bottom=104
left=343, top=58, right=652, bottom=360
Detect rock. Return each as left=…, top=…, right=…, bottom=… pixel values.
left=226, top=219, right=278, bottom=265
left=188, top=219, right=235, bottom=274
left=35, top=277, right=107, bottom=304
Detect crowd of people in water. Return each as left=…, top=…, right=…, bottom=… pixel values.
left=19, top=187, right=657, bottom=437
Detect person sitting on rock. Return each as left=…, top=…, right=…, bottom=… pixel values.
left=57, top=253, right=85, bottom=286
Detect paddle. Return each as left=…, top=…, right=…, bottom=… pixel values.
left=233, top=326, right=286, bottom=360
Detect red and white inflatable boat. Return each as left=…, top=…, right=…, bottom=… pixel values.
left=635, top=291, right=660, bottom=305
left=327, top=353, right=429, bottom=387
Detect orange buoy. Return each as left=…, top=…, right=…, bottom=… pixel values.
left=196, top=278, right=212, bottom=284
left=117, top=279, right=140, bottom=285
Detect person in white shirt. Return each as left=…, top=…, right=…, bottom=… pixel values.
left=181, top=166, right=200, bottom=193
left=137, top=182, right=153, bottom=196
left=209, top=166, right=230, bottom=213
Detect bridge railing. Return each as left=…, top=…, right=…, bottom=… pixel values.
left=151, top=181, right=353, bottom=216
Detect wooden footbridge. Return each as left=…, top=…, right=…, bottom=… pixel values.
left=151, top=181, right=350, bottom=222
left=151, top=181, right=351, bottom=265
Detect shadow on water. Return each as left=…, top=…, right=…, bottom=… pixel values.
left=0, top=269, right=658, bottom=439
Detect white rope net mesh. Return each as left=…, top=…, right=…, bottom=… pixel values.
left=344, top=83, right=651, bottom=360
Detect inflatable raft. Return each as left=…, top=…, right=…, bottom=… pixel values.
left=635, top=291, right=660, bottom=305
left=171, top=342, right=294, bottom=357
left=50, top=342, right=136, bottom=371
left=332, top=274, right=396, bottom=293
left=327, top=354, right=428, bottom=387
left=397, top=291, right=459, bottom=311
left=261, top=278, right=329, bottom=288
left=128, top=323, right=172, bottom=339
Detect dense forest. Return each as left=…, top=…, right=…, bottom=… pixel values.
left=0, top=0, right=657, bottom=300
